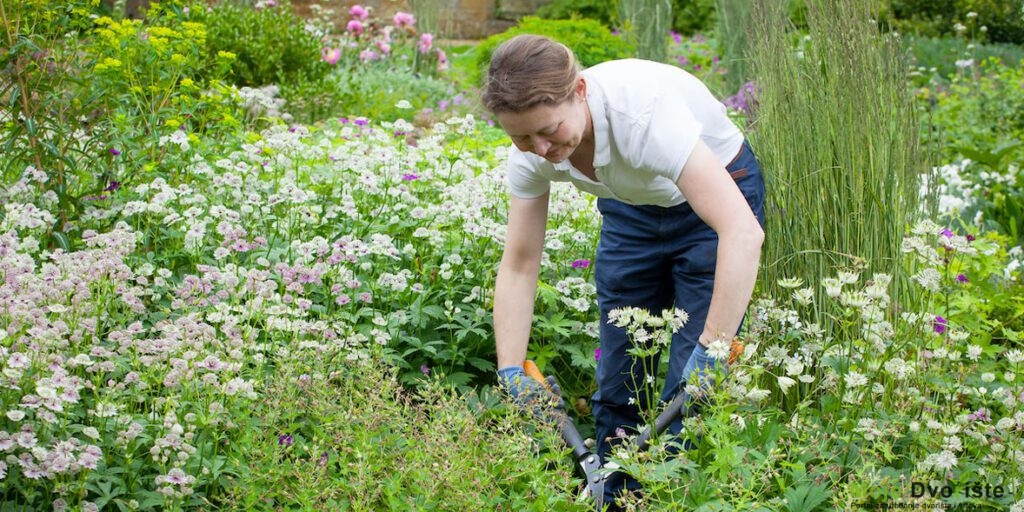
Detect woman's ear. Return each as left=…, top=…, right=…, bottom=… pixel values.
left=576, top=77, right=587, bottom=100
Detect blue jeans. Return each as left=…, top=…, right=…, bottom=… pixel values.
left=592, top=140, right=765, bottom=504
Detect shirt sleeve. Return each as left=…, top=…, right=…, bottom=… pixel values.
left=506, top=147, right=551, bottom=199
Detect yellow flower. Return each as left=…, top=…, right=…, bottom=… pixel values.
left=217, top=51, right=237, bottom=61
left=170, top=54, right=187, bottom=66
left=164, top=118, right=182, bottom=129
left=179, top=78, right=195, bottom=88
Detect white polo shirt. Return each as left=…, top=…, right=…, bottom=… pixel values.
left=506, top=59, right=744, bottom=207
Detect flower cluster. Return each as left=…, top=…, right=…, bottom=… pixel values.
left=320, top=5, right=447, bottom=75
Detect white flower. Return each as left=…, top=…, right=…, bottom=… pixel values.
left=844, top=370, right=868, bottom=388
left=706, top=339, right=731, bottom=360
left=5, top=411, right=24, bottom=422
left=837, top=271, right=859, bottom=284
left=777, top=376, right=797, bottom=393
left=745, top=388, right=771, bottom=402
left=777, top=277, right=804, bottom=289
left=394, top=100, right=412, bottom=109
left=792, top=287, right=814, bottom=306
left=822, top=278, right=843, bottom=298
left=1006, top=349, right=1024, bottom=364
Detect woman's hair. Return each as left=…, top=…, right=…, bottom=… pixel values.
left=482, top=34, right=580, bottom=114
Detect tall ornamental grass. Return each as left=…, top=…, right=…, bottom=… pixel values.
left=746, top=0, right=928, bottom=308
left=618, top=0, right=672, bottom=63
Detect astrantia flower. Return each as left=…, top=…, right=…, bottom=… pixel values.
left=777, top=277, right=803, bottom=289
left=706, top=339, right=731, bottom=360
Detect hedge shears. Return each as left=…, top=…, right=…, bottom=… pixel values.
left=523, top=339, right=743, bottom=511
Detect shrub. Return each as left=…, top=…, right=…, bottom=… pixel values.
left=201, top=0, right=329, bottom=88
left=470, top=16, right=635, bottom=87
left=535, top=0, right=718, bottom=36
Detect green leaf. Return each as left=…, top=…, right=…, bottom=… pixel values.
left=784, top=483, right=832, bottom=512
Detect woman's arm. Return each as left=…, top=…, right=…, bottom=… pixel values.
left=675, top=141, right=765, bottom=347
left=494, top=192, right=550, bottom=369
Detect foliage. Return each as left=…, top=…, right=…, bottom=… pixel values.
left=534, top=0, right=718, bottom=36
left=220, top=356, right=585, bottom=510
left=609, top=220, right=1024, bottom=510
left=2, top=0, right=1024, bottom=509
left=201, top=0, right=329, bottom=88
left=905, top=35, right=1024, bottom=81
left=886, top=0, right=1024, bottom=44
left=922, top=57, right=1024, bottom=246
left=0, top=0, right=242, bottom=250
left=745, top=0, right=927, bottom=309
left=470, top=16, right=635, bottom=87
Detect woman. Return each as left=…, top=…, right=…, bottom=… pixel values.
left=485, top=34, right=765, bottom=506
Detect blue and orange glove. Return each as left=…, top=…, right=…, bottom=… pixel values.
left=497, top=365, right=566, bottom=414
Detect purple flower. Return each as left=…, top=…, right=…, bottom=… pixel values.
left=940, top=228, right=954, bottom=239
left=956, top=273, right=969, bottom=283
left=967, top=408, right=990, bottom=422
left=572, top=259, right=590, bottom=269
left=420, top=364, right=430, bottom=376
left=933, top=315, right=948, bottom=334
left=104, top=180, right=121, bottom=192
left=109, top=148, right=121, bottom=156
left=278, top=434, right=293, bottom=446
left=353, top=117, right=369, bottom=126
left=594, top=348, right=601, bottom=361
left=402, top=173, right=419, bottom=181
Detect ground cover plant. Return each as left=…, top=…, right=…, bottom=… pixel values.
left=1, top=0, right=1023, bottom=510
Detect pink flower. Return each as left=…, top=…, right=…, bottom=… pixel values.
left=321, top=47, right=342, bottom=65
left=436, top=49, right=448, bottom=71
left=393, top=12, right=415, bottom=28
left=417, top=33, right=433, bottom=54
left=346, top=19, right=364, bottom=35
left=375, top=40, right=391, bottom=55
left=349, top=5, right=368, bottom=20
left=359, top=49, right=379, bottom=62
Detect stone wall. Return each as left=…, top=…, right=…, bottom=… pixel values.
left=290, top=0, right=552, bottom=39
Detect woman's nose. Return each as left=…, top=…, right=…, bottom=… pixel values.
left=530, top=136, right=551, bottom=155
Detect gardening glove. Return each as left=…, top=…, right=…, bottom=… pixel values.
left=680, top=343, right=726, bottom=395
left=497, top=365, right=565, bottom=417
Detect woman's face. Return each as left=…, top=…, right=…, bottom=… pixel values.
left=495, top=78, right=590, bottom=164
